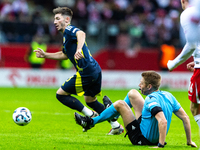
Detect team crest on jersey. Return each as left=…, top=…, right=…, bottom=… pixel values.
left=66, top=26, right=73, bottom=31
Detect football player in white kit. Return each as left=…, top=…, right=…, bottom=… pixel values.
left=167, top=0, right=200, bottom=131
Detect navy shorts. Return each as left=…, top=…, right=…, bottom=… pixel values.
left=126, top=116, right=156, bottom=146
left=61, top=71, right=102, bottom=97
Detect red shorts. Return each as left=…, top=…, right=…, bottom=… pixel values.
left=188, top=68, right=200, bottom=104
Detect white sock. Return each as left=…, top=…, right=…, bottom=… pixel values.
left=194, top=114, right=200, bottom=128
left=110, top=121, right=120, bottom=129
left=81, top=106, right=93, bottom=117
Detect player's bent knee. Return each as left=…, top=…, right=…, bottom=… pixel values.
left=128, top=89, right=140, bottom=97
left=56, top=87, right=70, bottom=95
left=114, top=100, right=127, bottom=109
left=56, top=94, right=63, bottom=101
left=56, top=94, right=71, bottom=104
left=56, top=94, right=69, bottom=101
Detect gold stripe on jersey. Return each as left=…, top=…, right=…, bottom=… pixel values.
left=84, top=41, right=92, bottom=57
left=81, top=49, right=85, bottom=58
left=75, top=72, right=84, bottom=96
left=74, top=48, right=84, bottom=72
left=74, top=58, right=83, bottom=72
left=76, top=41, right=85, bottom=58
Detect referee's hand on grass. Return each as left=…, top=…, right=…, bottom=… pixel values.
left=150, top=141, right=197, bottom=148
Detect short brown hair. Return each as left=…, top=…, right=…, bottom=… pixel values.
left=141, top=71, right=161, bottom=90
left=53, top=7, right=73, bottom=18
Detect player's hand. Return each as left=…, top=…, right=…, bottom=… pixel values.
left=187, top=141, right=197, bottom=147
left=33, top=48, right=45, bottom=58
left=187, top=62, right=195, bottom=72
left=167, top=60, right=173, bottom=71
left=74, top=49, right=84, bottom=60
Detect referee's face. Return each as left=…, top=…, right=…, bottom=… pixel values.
left=139, top=77, right=149, bottom=95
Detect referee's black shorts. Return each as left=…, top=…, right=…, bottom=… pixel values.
left=126, top=116, right=156, bottom=146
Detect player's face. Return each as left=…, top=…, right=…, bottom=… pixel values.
left=139, top=77, right=149, bottom=95
left=54, top=14, right=67, bottom=32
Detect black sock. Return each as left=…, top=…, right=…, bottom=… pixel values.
left=56, top=94, right=84, bottom=112
left=86, top=100, right=105, bottom=114
left=87, top=100, right=117, bottom=123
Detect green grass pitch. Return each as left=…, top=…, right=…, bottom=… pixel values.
left=0, top=87, right=199, bottom=150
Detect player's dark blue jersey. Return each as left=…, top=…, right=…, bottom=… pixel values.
left=62, top=25, right=101, bottom=75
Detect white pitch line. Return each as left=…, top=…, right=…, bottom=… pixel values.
left=3, top=110, right=71, bottom=116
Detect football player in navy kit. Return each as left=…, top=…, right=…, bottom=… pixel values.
left=34, top=7, right=124, bottom=134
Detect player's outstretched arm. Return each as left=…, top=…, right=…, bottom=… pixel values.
left=167, top=43, right=195, bottom=71
left=174, top=107, right=197, bottom=147
left=34, top=48, right=68, bottom=60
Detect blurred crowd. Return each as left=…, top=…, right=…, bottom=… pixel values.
left=0, top=0, right=184, bottom=50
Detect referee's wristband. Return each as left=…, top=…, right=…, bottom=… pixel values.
left=157, top=143, right=164, bottom=148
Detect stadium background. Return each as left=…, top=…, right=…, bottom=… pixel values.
left=0, top=1, right=199, bottom=149
left=0, top=0, right=194, bottom=88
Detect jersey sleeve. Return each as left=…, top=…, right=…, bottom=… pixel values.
left=144, top=96, right=162, bottom=117
left=171, top=94, right=181, bottom=112
left=145, top=96, right=161, bottom=110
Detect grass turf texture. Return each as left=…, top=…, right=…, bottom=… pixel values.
left=0, top=87, right=199, bottom=150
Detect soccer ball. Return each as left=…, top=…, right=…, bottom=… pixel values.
left=13, top=107, right=32, bottom=126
